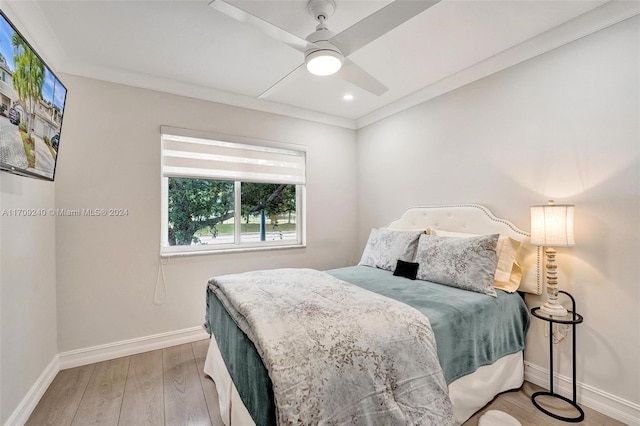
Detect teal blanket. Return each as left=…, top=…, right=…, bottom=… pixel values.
left=327, top=266, right=530, bottom=383
left=205, top=290, right=276, bottom=425
left=204, top=266, right=529, bottom=425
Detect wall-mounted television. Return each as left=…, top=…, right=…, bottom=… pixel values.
left=0, top=9, right=67, bottom=181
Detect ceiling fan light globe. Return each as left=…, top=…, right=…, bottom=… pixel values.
left=305, top=50, right=342, bottom=76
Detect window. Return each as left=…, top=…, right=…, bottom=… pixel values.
left=161, top=128, right=305, bottom=255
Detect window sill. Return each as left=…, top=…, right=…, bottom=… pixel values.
left=160, top=243, right=306, bottom=258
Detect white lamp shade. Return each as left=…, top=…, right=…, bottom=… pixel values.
left=305, top=50, right=342, bottom=76
left=530, top=203, right=575, bottom=247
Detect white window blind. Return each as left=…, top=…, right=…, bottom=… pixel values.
left=161, top=133, right=305, bottom=185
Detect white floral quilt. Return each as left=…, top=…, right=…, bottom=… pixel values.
left=208, top=268, right=454, bottom=425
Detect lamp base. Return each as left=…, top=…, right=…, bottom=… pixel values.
left=540, top=302, right=568, bottom=317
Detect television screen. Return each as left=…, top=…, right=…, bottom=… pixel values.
left=0, top=10, right=67, bottom=181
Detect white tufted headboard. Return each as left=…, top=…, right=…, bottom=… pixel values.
left=387, top=204, right=542, bottom=295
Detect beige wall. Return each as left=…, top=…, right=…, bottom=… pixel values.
left=0, top=174, right=57, bottom=424
left=2, top=10, right=637, bottom=424
left=357, top=17, right=639, bottom=406
left=54, top=75, right=358, bottom=352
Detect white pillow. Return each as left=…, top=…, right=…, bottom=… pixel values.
left=427, top=228, right=522, bottom=293
left=358, top=228, right=423, bottom=272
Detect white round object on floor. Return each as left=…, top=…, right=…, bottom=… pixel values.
left=478, top=410, right=522, bottom=426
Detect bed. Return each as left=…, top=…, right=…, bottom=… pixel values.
left=203, top=204, right=541, bottom=425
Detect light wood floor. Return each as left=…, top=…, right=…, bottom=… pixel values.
left=464, top=381, right=625, bottom=426
left=27, top=340, right=624, bottom=426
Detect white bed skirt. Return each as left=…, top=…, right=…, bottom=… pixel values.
left=203, top=332, right=524, bottom=426
left=448, top=351, right=523, bottom=424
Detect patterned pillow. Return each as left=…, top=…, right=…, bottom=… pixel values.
left=415, top=233, right=499, bottom=297
left=358, top=228, right=423, bottom=272
left=427, top=228, right=523, bottom=292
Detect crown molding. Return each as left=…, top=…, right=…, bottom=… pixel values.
left=1, top=0, right=357, bottom=130
left=356, top=0, right=640, bottom=129
left=2, top=0, right=637, bottom=131
left=60, top=62, right=358, bottom=130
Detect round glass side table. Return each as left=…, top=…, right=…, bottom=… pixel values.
left=530, top=291, right=584, bottom=423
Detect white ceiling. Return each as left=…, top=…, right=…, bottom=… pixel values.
left=4, top=0, right=638, bottom=129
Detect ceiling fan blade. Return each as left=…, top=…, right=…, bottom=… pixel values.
left=330, top=0, right=440, bottom=57
left=335, top=59, right=388, bottom=96
left=209, top=0, right=312, bottom=53
left=258, top=64, right=306, bottom=99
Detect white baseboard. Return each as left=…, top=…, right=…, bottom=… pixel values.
left=525, top=361, right=640, bottom=426
left=58, top=326, right=209, bottom=370
left=4, top=326, right=210, bottom=426
left=3, top=355, right=60, bottom=426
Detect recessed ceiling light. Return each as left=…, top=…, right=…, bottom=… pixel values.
left=343, top=94, right=354, bottom=101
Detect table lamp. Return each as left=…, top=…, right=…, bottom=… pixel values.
left=530, top=201, right=575, bottom=316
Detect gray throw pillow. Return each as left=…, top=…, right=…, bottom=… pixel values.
left=415, top=233, right=499, bottom=297
left=358, top=228, right=423, bottom=272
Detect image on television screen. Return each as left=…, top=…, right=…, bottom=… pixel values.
left=0, top=10, right=67, bottom=181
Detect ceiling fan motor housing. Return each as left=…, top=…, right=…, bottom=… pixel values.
left=305, top=0, right=342, bottom=68
left=308, top=0, right=336, bottom=22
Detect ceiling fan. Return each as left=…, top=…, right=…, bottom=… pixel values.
left=209, top=0, right=440, bottom=98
